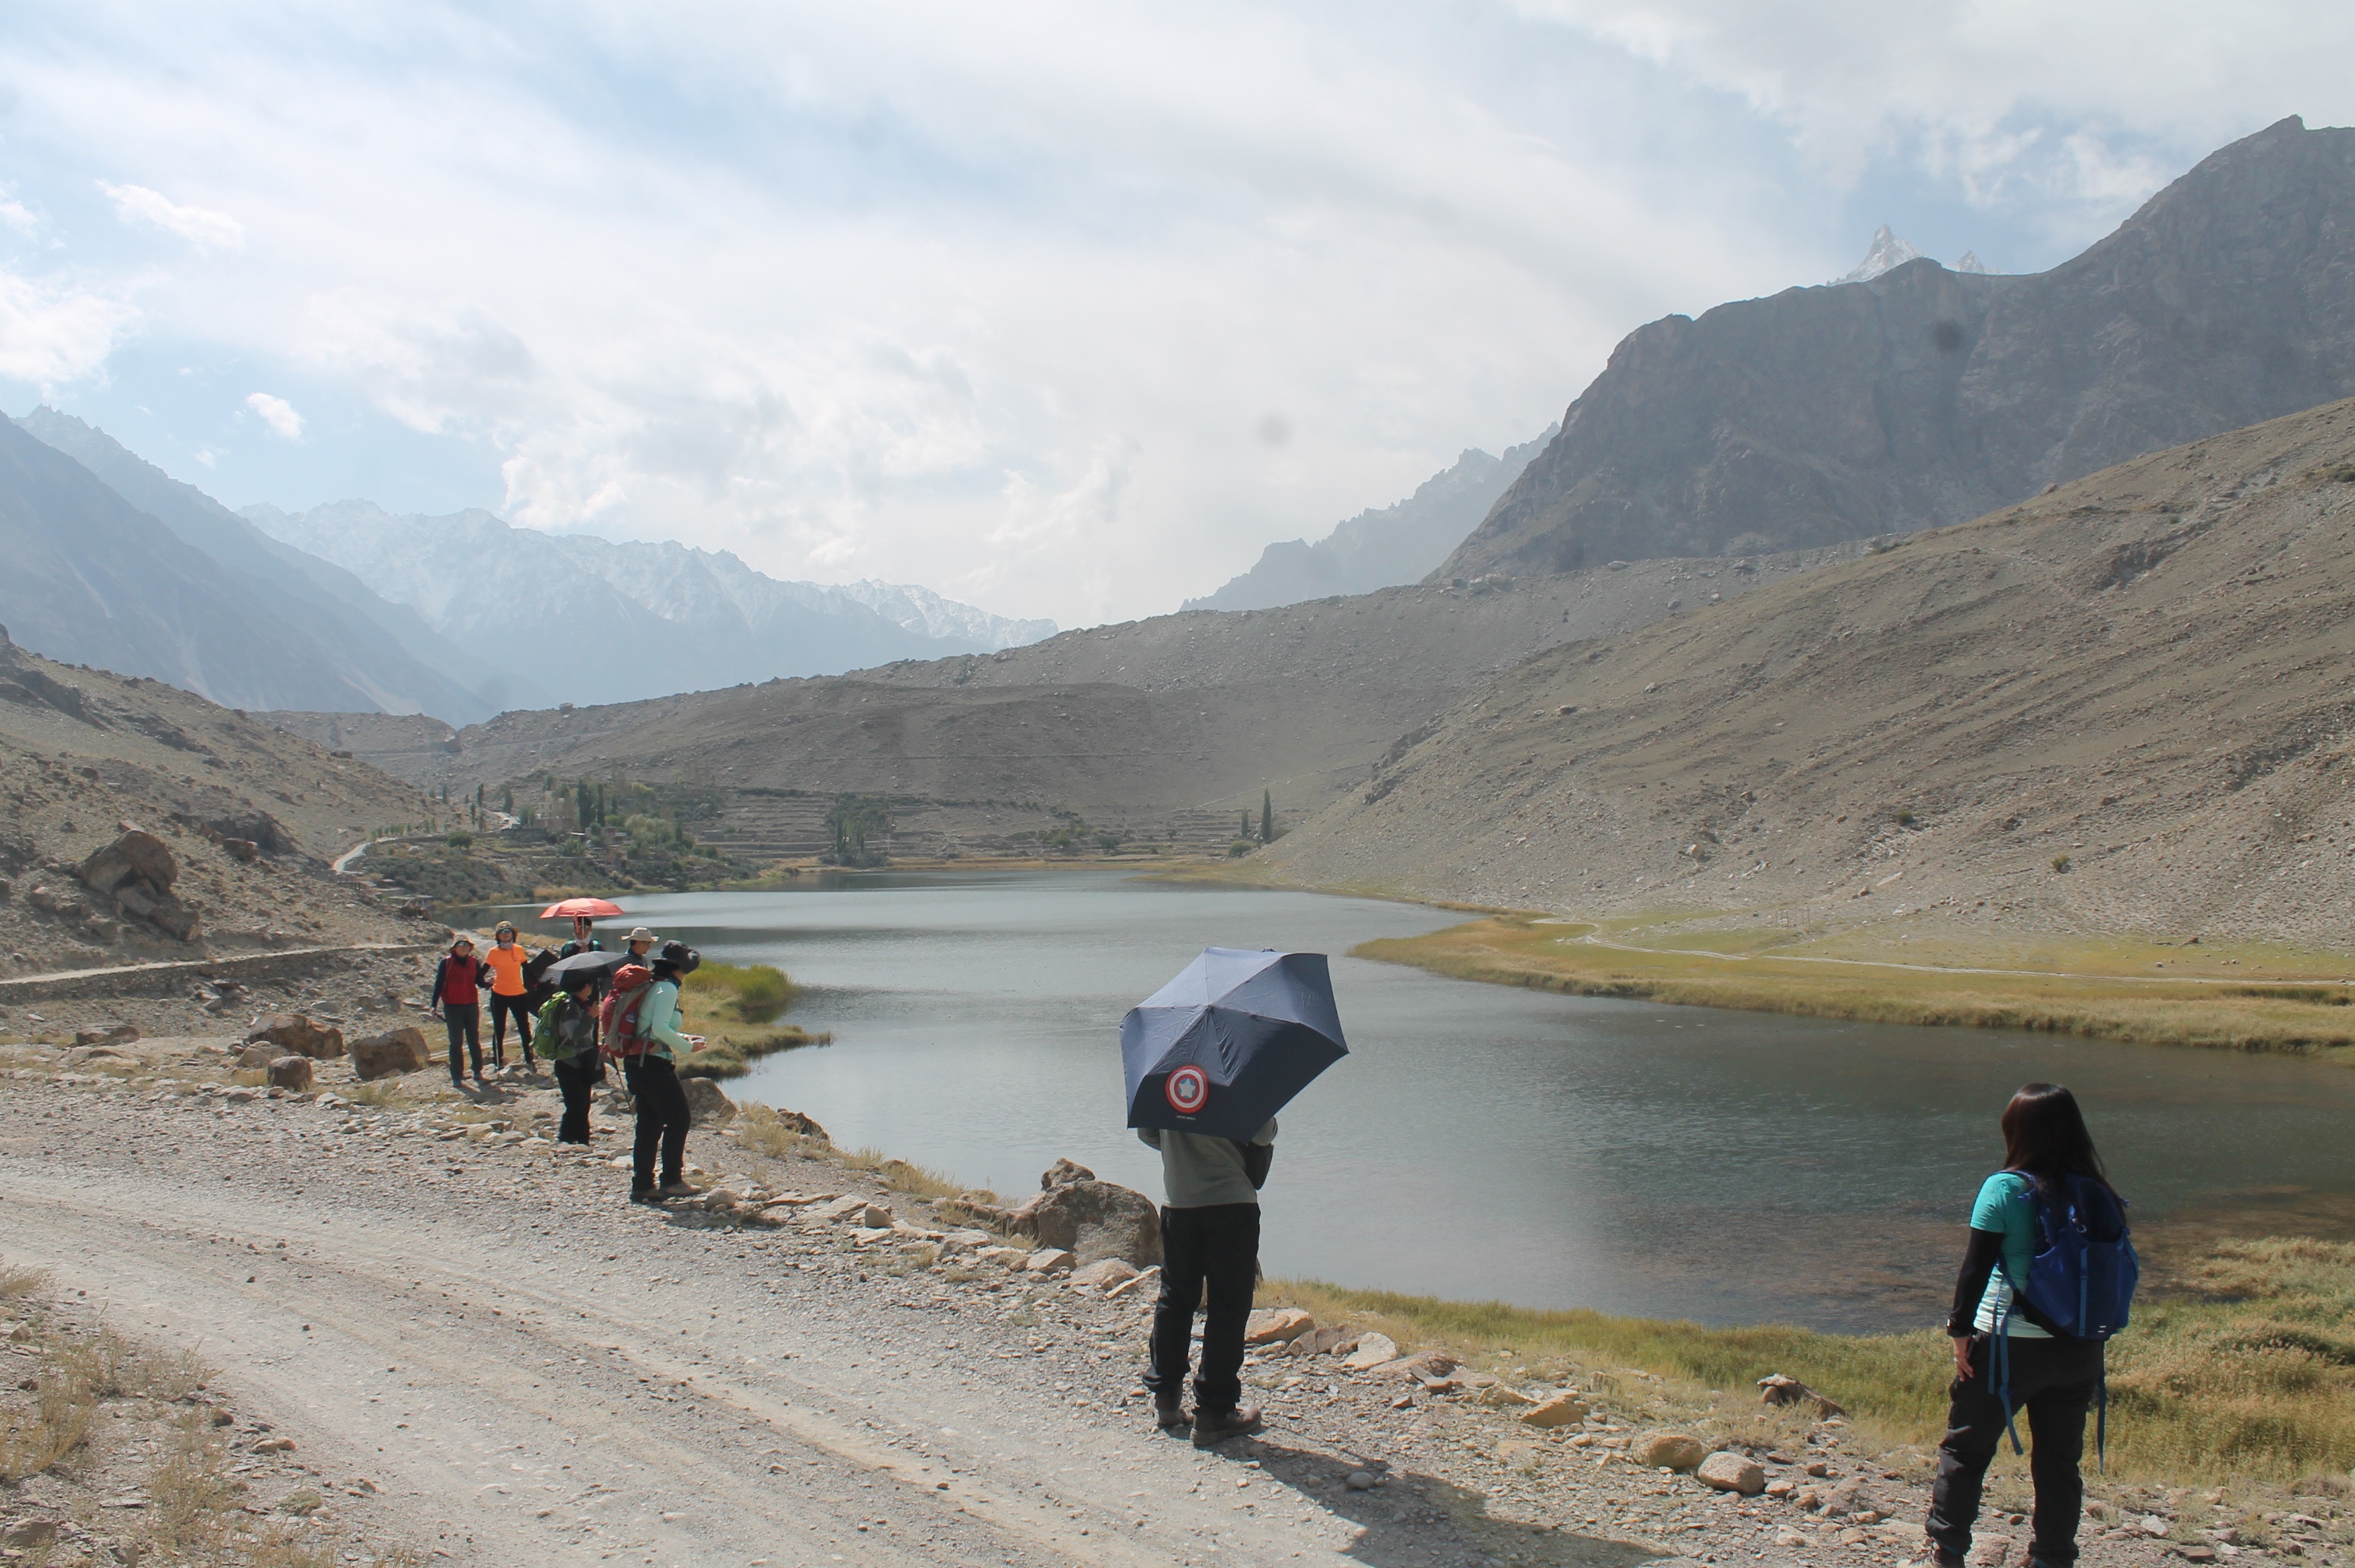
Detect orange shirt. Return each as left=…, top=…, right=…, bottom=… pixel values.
left=483, top=943, right=529, bottom=997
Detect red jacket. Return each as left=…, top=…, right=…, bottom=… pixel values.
left=431, top=954, right=493, bottom=1008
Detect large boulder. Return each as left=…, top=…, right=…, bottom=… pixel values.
left=76, top=829, right=176, bottom=894
left=1005, top=1174, right=1161, bottom=1267
left=76, top=829, right=200, bottom=941
left=351, top=1027, right=431, bottom=1081
left=683, top=1076, right=737, bottom=1126
left=244, top=1014, right=346, bottom=1060
left=266, top=1055, right=315, bottom=1091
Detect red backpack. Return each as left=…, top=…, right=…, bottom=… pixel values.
left=599, top=966, right=657, bottom=1059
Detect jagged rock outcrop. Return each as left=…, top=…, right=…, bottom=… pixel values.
left=1441, top=117, right=2355, bottom=580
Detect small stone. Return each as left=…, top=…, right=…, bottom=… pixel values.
left=1338, top=1333, right=1399, bottom=1371
left=2181, top=1551, right=2218, bottom=1565
left=1286, top=1324, right=1351, bottom=1358
left=0, top=1521, right=59, bottom=1548
left=808, top=1195, right=869, bottom=1223
left=245, top=1013, right=345, bottom=1059
left=1473, top=1385, right=1537, bottom=1409
left=1071, top=1258, right=1139, bottom=1292
left=351, top=1026, right=430, bottom=1081
left=1024, top=1248, right=1074, bottom=1274
left=267, top=1056, right=315, bottom=1091
left=1243, top=1308, right=1314, bottom=1346
left=236, top=1041, right=282, bottom=1068
left=1766, top=1479, right=1798, bottom=1498
left=1633, top=1431, right=1707, bottom=1470
left=1775, top=1529, right=1811, bottom=1549
left=1518, top=1391, right=1590, bottom=1428
left=1104, top=1265, right=1160, bottom=1300
left=1345, top=1471, right=1376, bottom=1491
left=858, top=1202, right=895, bottom=1229
left=935, top=1229, right=994, bottom=1257
left=1698, top=1451, right=1767, bottom=1495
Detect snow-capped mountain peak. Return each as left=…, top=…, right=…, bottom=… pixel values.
left=1839, top=225, right=1929, bottom=284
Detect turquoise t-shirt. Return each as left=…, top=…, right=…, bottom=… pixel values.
left=1970, top=1171, right=2051, bottom=1338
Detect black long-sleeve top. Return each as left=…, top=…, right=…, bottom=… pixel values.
left=1945, top=1227, right=2007, bottom=1338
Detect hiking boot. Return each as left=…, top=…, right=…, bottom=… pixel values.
left=1191, top=1406, right=1262, bottom=1448
left=628, top=1189, right=664, bottom=1205
left=656, top=1181, right=699, bottom=1199
left=1153, top=1400, right=1188, bottom=1431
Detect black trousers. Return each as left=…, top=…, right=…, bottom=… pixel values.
left=442, top=1004, right=482, bottom=1084
left=622, top=1055, right=690, bottom=1192
left=1145, top=1203, right=1260, bottom=1417
left=488, top=993, right=535, bottom=1064
left=553, top=1057, right=601, bottom=1143
left=1928, top=1333, right=2103, bottom=1568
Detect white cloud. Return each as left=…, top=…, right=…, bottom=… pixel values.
left=5, top=4, right=2350, bottom=624
left=0, top=269, right=137, bottom=387
left=100, top=182, right=243, bottom=250
left=244, top=392, right=302, bottom=439
left=1508, top=1, right=2355, bottom=211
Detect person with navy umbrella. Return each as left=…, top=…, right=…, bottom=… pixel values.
left=1122, top=946, right=1348, bottom=1448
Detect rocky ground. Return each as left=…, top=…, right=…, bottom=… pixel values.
left=2, top=1040, right=2344, bottom=1568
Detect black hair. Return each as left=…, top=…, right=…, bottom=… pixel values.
left=2000, top=1082, right=2114, bottom=1195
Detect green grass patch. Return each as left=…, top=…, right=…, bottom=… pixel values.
left=1264, top=1235, right=2355, bottom=1485
left=685, top=959, right=800, bottom=1023
left=1360, top=914, right=2355, bottom=1058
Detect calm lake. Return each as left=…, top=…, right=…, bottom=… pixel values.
left=515, top=870, right=2355, bottom=1335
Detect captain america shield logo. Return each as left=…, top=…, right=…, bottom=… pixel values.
left=1164, top=1064, right=1210, bottom=1114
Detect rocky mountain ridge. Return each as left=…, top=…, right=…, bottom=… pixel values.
left=1186, top=427, right=1556, bottom=612
left=245, top=500, right=1056, bottom=708
left=1440, top=116, right=2355, bottom=581
left=15, top=409, right=526, bottom=722
left=1270, top=396, right=2355, bottom=949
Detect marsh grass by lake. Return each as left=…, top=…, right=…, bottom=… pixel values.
left=1359, top=913, right=2355, bottom=1059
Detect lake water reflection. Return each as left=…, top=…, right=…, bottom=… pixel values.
left=586, top=871, right=2355, bottom=1334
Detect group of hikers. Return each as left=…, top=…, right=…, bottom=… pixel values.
left=426, top=915, right=708, bottom=1203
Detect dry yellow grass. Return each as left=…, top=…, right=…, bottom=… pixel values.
left=1360, top=914, right=2355, bottom=1058
left=1263, top=1235, right=2355, bottom=1486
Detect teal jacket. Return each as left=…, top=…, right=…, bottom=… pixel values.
left=638, top=978, right=696, bottom=1063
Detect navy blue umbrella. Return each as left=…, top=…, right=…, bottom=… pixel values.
left=1120, top=947, right=1348, bottom=1139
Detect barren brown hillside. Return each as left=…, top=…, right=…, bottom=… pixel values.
left=0, top=627, right=439, bottom=973
left=1264, top=397, right=2355, bottom=949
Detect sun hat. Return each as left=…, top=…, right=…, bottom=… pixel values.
left=628, top=926, right=656, bottom=944
left=493, top=921, right=517, bottom=940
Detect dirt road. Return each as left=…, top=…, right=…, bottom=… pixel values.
left=0, top=1068, right=1545, bottom=1567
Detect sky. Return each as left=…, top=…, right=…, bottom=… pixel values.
left=3, top=2, right=2351, bottom=628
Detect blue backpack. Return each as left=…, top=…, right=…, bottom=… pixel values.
left=1994, top=1170, right=2139, bottom=1467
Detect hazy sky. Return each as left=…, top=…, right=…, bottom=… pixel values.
left=4, top=3, right=2350, bottom=625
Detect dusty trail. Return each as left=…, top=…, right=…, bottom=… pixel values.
left=0, top=1091, right=1380, bottom=1567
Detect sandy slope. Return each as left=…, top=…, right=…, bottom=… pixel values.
left=1263, top=397, right=2355, bottom=949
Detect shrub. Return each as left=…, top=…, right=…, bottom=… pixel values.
left=444, top=831, right=473, bottom=850
left=1893, top=808, right=1916, bottom=827
left=1228, top=839, right=1256, bottom=858
left=2052, top=854, right=2072, bottom=872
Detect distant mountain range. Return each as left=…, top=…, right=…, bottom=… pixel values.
left=1, top=410, right=1055, bottom=721
left=243, top=501, right=1055, bottom=708
left=1441, top=115, right=2355, bottom=580
left=1186, top=427, right=1557, bottom=611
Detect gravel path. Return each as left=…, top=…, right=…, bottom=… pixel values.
left=0, top=1053, right=2342, bottom=1568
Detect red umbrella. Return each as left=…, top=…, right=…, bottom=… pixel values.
left=538, top=897, right=627, bottom=920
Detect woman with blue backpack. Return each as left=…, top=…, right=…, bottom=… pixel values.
left=1928, top=1083, right=2137, bottom=1568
